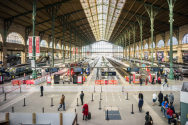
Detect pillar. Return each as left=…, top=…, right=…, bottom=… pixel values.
left=136, top=16, right=145, bottom=62
left=32, top=0, right=37, bottom=79
left=21, top=51, right=26, bottom=64
left=127, top=30, right=131, bottom=60
left=167, top=0, right=176, bottom=79
left=145, top=4, right=159, bottom=66
left=177, top=45, right=183, bottom=63
left=164, top=47, right=168, bottom=62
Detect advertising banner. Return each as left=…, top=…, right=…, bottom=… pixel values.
left=77, top=76, right=82, bottom=84
left=35, top=36, right=40, bottom=57
left=157, top=51, right=164, bottom=62
left=28, top=36, right=33, bottom=58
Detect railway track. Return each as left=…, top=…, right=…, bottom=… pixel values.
left=106, top=58, right=130, bottom=77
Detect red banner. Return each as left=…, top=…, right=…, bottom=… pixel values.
left=35, top=36, right=40, bottom=56
left=73, top=48, right=75, bottom=54
left=28, top=36, right=33, bottom=58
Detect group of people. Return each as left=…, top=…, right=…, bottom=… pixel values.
left=155, top=91, right=179, bottom=125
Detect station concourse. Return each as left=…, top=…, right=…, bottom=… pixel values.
left=0, top=0, right=188, bottom=125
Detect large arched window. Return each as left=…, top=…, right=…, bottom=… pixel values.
left=144, top=43, right=148, bottom=49
left=136, top=45, right=139, bottom=50
left=49, top=42, right=52, bottom=48
left=167, top=37, right=178, bottom=46
left=0, top=34, right=2, bottom=42
left=150, top=42, right=155, bottom=48
left=6, top=32, right=24, bottom=44
left=56, top=43, right=60, bottom=49
left=40, top=40, right=48, bottom=47
left=157, top=40, right=165, bottom=48
left=182, top=34, right=188, bottom=44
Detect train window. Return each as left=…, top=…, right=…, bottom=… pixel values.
left=182, top=34, right=188, bottom=44
left=167, top=37, right=178, bottom=46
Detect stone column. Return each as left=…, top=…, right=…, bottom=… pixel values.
left=164, top=47, right=168, bottom=62
left=177, top=45, right=183, bottom=63
left=21, top=50, right=26, bottom=64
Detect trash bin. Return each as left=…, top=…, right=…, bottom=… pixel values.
left=54, top=74, right=60, bottom=84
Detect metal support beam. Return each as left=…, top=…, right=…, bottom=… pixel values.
left=145, top=4, right=159, bottom=66
left=127, top=30, right=131, bottom=60
left=167, top=0, right=176, bottom=79
left=131, top=23, right=136, bottom=62
left=136, top=16, right=145, bottom=63
left=32, top=0, right=37, bottom=79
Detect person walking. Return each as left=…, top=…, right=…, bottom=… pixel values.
left=158, top=91, right=163, bottom=106
left=168, top=92, right=174, bottom=105
left=58, top=94, right=65, bottom=111
left=82, top=103, right=89, bottom=120
left=40, top=85, right=44, bottom=97
left=163, top=77, right=168, bottom=87
left=152, top=92, right=157, bottom=106
left=80, top=91, right=84, bottom=105
left=138, top=98, right=144, bottom=112
left=145, top=111, right=153, bottom=125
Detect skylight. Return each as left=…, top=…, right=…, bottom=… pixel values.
left=80, top=0, right=126, bottom=41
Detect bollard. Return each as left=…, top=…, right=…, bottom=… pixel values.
left=98, top=101, right=102, bottom=110
left=101, top=86, right=102, bottom=93
left=12, top=106, right=14, bottom=113
left=94, top=86, right=95, bottom=93
left=42, top=107, right=44, bottom=113
left=100, top=93, right=102, bottom=100
left=23, top=98, right=26, bottom=107
left=122, top=86, right=124, bottom=92
left=126, top=92, right=128, bottom=100
left=20, top=86, right=22, bottom=93
left=2, top=86, right=4, bottom=93
left=91, top=93, right=94, bottom=101
left=4, top=93, right=6, bottom=101
left=131, top=104, right=134, bottom=114
left=76, top=98, right=79, bottom=106
left=106, top=109, right=109, bottom=120
left=75, top=108, right=76, bottom=113
left=51, top=98, right=54, bottom=107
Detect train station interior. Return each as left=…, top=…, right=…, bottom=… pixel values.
left=0, top=0, right=188, bottom=125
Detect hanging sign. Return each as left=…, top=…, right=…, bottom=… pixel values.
left=28, top=36, right=33, bottom=58
left=35, top=36, right=40, bottom=57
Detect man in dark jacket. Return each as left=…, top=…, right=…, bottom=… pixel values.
left=138, top=92, right=143, bottom=100
left=145, top=111, right=153, bottom=125
left=158, top=91, right=163, bottom=106
left=80, top=91, right=84, bottom=105
left=40, top=85, right=44, bottom=97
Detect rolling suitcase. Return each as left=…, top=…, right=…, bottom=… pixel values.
left=88, top=112, right=91, bottom=120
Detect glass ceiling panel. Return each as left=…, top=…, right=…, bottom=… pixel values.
left=80, top=0, right=126, bottom=41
